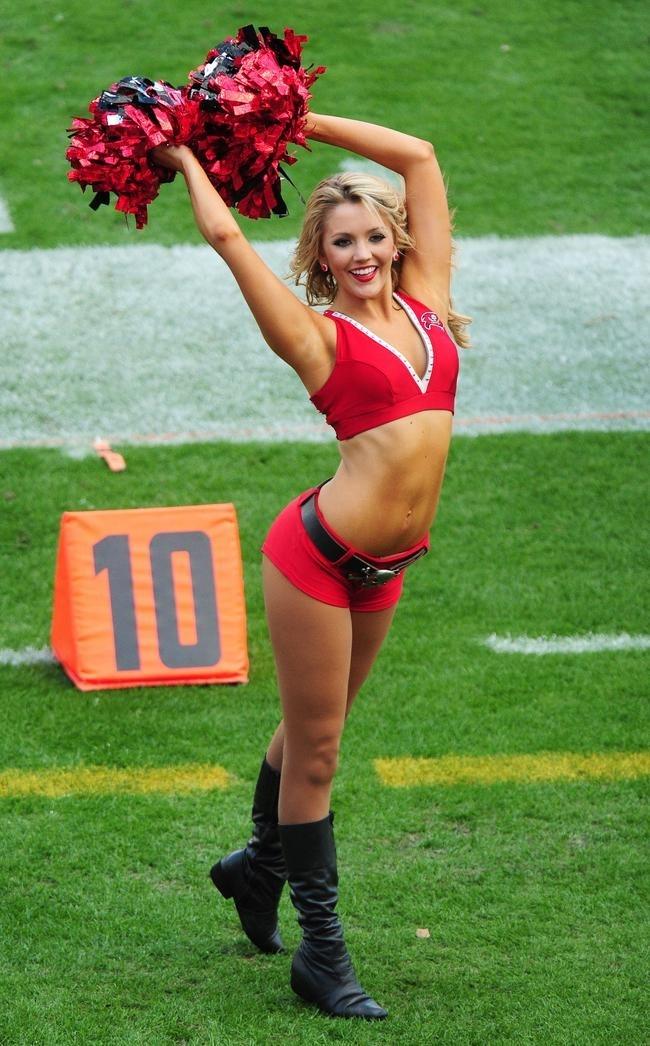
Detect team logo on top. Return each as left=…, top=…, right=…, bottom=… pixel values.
left=420, top=311, right=444, bottom=331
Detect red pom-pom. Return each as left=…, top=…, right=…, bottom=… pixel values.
left=66, top=27, right=325, bottom=227
left=188, top=26, right=326, bottom=218
left=66, top=78, right=201, bottom=228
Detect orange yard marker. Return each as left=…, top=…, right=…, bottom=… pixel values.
left=93, top=438, right=126, bottom=471
left=51, top=504, right=249, bottom=690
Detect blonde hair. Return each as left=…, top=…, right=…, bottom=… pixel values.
left=289, top=171, right=472, bottom=348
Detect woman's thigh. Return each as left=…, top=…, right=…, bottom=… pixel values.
left=263, top=557, right=354, bottom=820
left=262, top=578, right=398, bottom=753
left=346, top=605, right=397, bottom=714
left=262, top=556, right=352, bottom=732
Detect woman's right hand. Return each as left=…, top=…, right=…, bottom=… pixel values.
left=151, top=144, right=193, bottom=172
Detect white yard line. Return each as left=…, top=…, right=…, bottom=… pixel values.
left=4, top=634, right=649, bottom=668
left=0, top=646, right=56, bottom=667
left=1, top=409, right=649, bottom=451
left=484, top=633, right=650, bottom=655
left=338, top=156, right=403, bottom=187
left=0, top=195, right=14, bottom=234
left=0, top=236, right=648, bottom=446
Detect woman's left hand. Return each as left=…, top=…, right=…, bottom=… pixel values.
left=302, top=112, right=321, bottom=139
left=151, top=144, right=192, bottom=172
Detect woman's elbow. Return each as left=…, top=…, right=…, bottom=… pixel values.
left=204, top=224, right=243, bottom=252
left=415, top=138, right=436, bottom=162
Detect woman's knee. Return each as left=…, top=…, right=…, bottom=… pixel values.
left=291, top=732, right=341, bottom=788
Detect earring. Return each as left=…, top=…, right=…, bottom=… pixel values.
left=320, top=262, right=329, bottom=273
left=393, top=251, right=399, bottom=262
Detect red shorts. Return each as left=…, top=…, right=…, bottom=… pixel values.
left=262, top=486, right=429, bottom=611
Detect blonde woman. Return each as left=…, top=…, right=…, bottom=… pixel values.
left=153, top=112, right=468, bottom=1021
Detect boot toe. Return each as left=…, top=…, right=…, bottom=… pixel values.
left=330, top=984, right=388, bottom=1020
left=340, top=997, right=388, bottom=1020
left=237, top=906, right=285, bottom=953
left=291, top=949, right=386, bottom=1019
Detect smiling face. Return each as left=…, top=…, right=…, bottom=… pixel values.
left=320, top=201, right=395, bottom=303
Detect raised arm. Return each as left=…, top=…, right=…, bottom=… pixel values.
left=305, top=114, right=452, bottom=313
left=152, top=145, right=333, bottom=390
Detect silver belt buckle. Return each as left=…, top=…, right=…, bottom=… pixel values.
left=348, top=564, right=399, bottom=587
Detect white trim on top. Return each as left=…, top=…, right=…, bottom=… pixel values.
left=327, top=292, right=434, bottom=393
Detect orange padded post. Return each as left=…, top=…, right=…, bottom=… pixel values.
left=51, top=504, right=248, bottom=690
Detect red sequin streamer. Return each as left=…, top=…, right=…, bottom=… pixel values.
left=189, top=26, right=326, bottom=218
left=66, top=79, right=202, bottom=229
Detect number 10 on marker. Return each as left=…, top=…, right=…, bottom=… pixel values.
left=94, top=531, right=221, bottom=671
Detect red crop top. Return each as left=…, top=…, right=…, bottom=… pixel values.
left=310, top=290, right=459, bottom=441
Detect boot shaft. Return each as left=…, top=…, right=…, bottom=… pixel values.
left=252, top=757, right=281, bottom=822
left=247, top=758, right=283, bottom=866
left=280, top=815, right=344, bottom=946
left=279, top=813, right=336, bottom=873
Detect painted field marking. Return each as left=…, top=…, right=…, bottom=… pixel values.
left=0, top=646, right=55, bottom=667
left=0, top=764, right=231, bottom=798
left=1, top=235, right=649, bottom=445
left=1, top=408, right=649, bottom=450
left=484, top=633, right=650, bottom=655
left=375, top=751, right=650, bottom=788
left=0, top=195, right=14, bottom=234
left=338, top=156, right=402, bottom=187
left=5, top=632, right=649, bottom=669
left=455, top=409, right=650, bottom=431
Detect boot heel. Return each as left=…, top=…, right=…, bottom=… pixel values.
left=209, top=858, right=234, bottom=899
left=211, top=850, right=285, bottom=954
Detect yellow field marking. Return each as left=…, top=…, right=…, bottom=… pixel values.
left=374, top=751, right=650, bottom=788
left=0, top=763, right=230, bottom=798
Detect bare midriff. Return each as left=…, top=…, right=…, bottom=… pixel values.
left=316, top=410, right=453, bottom=557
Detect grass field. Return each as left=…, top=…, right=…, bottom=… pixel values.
left=1, top=0, right=649, bottom=247
left=1, top=435, right=648, bottom=1043
left=1, top=0, right=649, bottom=1042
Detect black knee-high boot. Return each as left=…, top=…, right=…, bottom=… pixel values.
left=279, top=815, right=388, bottom=1020
left=210, top=758, right=286, bottom=954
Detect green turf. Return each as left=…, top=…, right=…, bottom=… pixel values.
left=1, top=433, right=648, bottom=1043
left=1, top=0, right=648, bottom=249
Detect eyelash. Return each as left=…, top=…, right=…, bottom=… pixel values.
left=333, top=234, right=386, bottom=248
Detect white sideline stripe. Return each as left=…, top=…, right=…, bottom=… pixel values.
left=0, top=646, right=55, bottom=667
left=3, top=635, right=649, bottom=666
left=338, top=156, right=403, bottom=187
left=1, top=235, right=649, bottom=445
left=1, top=408, right=649, bottom=450
left=0, top=195, right=15, bottom=233
left=484, top=633, right=650, bottom=655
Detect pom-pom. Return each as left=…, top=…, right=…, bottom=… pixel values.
left=188, top=25, right=326, bottom=218
left=66, top=77, right=201, bottom=229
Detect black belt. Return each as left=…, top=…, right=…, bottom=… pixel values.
left=300, top=492, right=428, bottom=587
